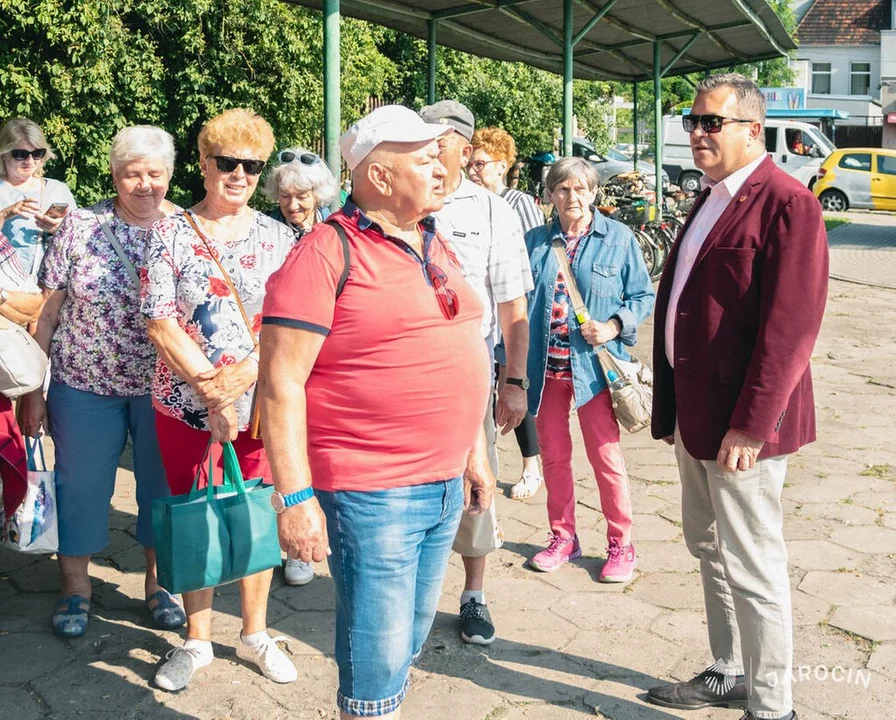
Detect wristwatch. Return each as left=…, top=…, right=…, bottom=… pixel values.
left=505, top=376, right=530, bottom=390
left=270, top=487, right=314, bottom=514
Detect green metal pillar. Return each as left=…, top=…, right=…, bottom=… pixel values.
left=427, top=20, right=437, bottom=105
left=323, top=0, right=341, bottom=180
left=562, top=0, right=573, bottom=156
left=632, top=82, right=638, bottom=170
left=653, top=41, right=663, bottom=219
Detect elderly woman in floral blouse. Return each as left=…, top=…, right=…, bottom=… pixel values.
left=17, top=125, right=184, bottom=639
left=141, top=108, right=297, bottom=692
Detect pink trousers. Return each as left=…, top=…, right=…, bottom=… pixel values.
left=534, top=378, right=632, bottom=545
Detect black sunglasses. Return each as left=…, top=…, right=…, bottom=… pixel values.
left=278, top=150, right=321, bottom=166
left=682, top=115, right=754, bottom=134
left=10, top=148, right=47, bottom=161
left=211, top=155, right=266, bottom=175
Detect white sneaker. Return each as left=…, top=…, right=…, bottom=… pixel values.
left=236, top=634, right=298, bottom=684
left=510, top=471, right=543, bottom=500
left=283, top=557, right=315, bottom=586
left=155, top=645, right=213, bottom=691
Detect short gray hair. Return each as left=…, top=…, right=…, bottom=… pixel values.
left=695, top=73, right=766, bottom=123
left=0, top=118, right=56, bottom=179
left=545, top=157, right=600, bottom=194
left=264, top=148, right=339, bottom=207
left=110, top=125, right=175, bottom=177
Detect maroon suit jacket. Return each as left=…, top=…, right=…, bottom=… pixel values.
left=652, top=156, right=829, bottom=460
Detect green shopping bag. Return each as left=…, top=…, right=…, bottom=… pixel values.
left=152, top=441, right=281, bottom=594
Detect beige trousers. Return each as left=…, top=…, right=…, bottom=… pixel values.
left=675, top=425, right=793, bottom=719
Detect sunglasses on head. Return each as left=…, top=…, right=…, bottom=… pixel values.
left=278, top=150, right=321, bottom=166
left=424, top=262, right=459, bottom=321
left=10, top=148, right=47, bottom=161
left=211, top=155, right=266, bottom=175
left=682, top=114, right=754, bottom=134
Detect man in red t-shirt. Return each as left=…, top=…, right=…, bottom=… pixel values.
left=258, top=105, right=494, bottom=719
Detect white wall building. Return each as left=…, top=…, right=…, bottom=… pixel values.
left=788, top=0, right=889, bottom=129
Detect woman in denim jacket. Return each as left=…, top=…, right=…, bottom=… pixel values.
left=525, top=157, right=654, bottom=582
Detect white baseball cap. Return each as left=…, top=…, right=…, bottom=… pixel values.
left=340, top=105, right=451, bottom=171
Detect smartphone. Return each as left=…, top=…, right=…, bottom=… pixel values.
left=45, top=202, right=69, bottom=219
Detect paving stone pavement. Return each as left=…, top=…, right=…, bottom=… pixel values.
left=3, top=238, right=896, bottom=718
left=826, top=210, right=896, bottom=290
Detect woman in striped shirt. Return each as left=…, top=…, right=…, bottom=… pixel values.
left=468, top=127, right=545, bottom=501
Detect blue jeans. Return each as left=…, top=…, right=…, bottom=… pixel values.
left=47, top=381, right=169, bottom=556
left=318, top=477, right=464, bottom=717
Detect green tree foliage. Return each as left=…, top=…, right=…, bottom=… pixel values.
left=1, top=0, right=800, bottom=203
left=0, top=0, right=395, bottom=205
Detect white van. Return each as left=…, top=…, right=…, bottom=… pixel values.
left=662, top=115, right=836, bottom=192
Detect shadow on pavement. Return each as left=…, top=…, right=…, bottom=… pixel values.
left=417, top=610, right=680, bottom=717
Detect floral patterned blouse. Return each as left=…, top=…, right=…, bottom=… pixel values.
left=39, top=199, right=179, bottom=396
left=140, top=210, right=295, bottom=431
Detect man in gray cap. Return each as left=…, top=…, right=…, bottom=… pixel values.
left=419, top=99, right=533, bottom=646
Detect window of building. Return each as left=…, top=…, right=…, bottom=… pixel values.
left=811, top=63, right=832, bottom=94
left=839, top=153, right=872, bottom=171
left=877, top=154, right=896, bottom=176
left=850, top=63, right=872, bottom=96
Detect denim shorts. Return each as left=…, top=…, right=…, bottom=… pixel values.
left=318, top=476, right=464, bottom=717
left=47, top=381, right=169, bottom=556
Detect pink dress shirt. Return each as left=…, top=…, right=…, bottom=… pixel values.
left=664, top=154, right=767, bottom=367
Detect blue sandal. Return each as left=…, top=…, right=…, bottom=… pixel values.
left=52, top=595, right=90, bottom=638
left=147, top=590, right=187, bottom=630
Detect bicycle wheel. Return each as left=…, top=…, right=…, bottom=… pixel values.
left=633, top=228, right=658, bottom=278
left=647, top=224, right=674, bottom=277
left=664, top=215, right=684, bottom=239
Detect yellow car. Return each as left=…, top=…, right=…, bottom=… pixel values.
left=814, top=147, right=896, bottom=212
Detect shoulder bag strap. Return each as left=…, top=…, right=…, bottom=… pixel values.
left=550, top=238, right=590, bottom=325
left=183, top=211, right=257, bottom=345
left=323, top=218, right=351, bottom=298
left=550, top=239, right=618, bottom=378
left=95, top=212, right=141, bottom=288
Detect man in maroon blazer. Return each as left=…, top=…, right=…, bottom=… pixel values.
left=646, top=74, right=828, bottom=720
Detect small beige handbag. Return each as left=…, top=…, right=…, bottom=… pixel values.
left=550, top=239, right=652, bottom=433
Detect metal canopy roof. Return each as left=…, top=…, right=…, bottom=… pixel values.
left=287, top=0, right=797, bottom=83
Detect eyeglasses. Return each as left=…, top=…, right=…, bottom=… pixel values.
left=682, top=115, right=754, bottom=134
left=210, top=155, right=266, bottom=175
left=10, top=148, right=47, bottom=161
left=278, top=150, right=321, bottom=166
left=468, top=159, right=500, bottom=172
left=424, top=262, right=459, bottom=320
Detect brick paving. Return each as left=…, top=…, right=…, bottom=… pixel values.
left=827, top=211, right=896, bottom=290
left=2, top=216, right=896, bottom=718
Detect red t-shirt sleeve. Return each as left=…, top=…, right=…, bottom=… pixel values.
left=262, top=224, right=345, bottom=336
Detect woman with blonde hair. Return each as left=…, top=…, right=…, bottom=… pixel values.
left=0, top=118, right=76, bottom=276
left=141, top=108, right=297, bottom=692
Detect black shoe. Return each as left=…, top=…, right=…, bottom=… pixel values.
left=459, top=598, right=495, bottom=645
left=739, top=713, right=797, bottom=720
left=646, top=668, right=748, bottom=710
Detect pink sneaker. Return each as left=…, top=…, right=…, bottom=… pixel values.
left=599, top=539, right=636, bottom=583
left=530, top=533, right=581, bottom=572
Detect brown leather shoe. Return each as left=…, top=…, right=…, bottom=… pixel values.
left=646, top=669, right=748, bottom=710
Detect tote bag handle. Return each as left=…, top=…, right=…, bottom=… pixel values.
left=187, top=442, right=249, bottom=502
